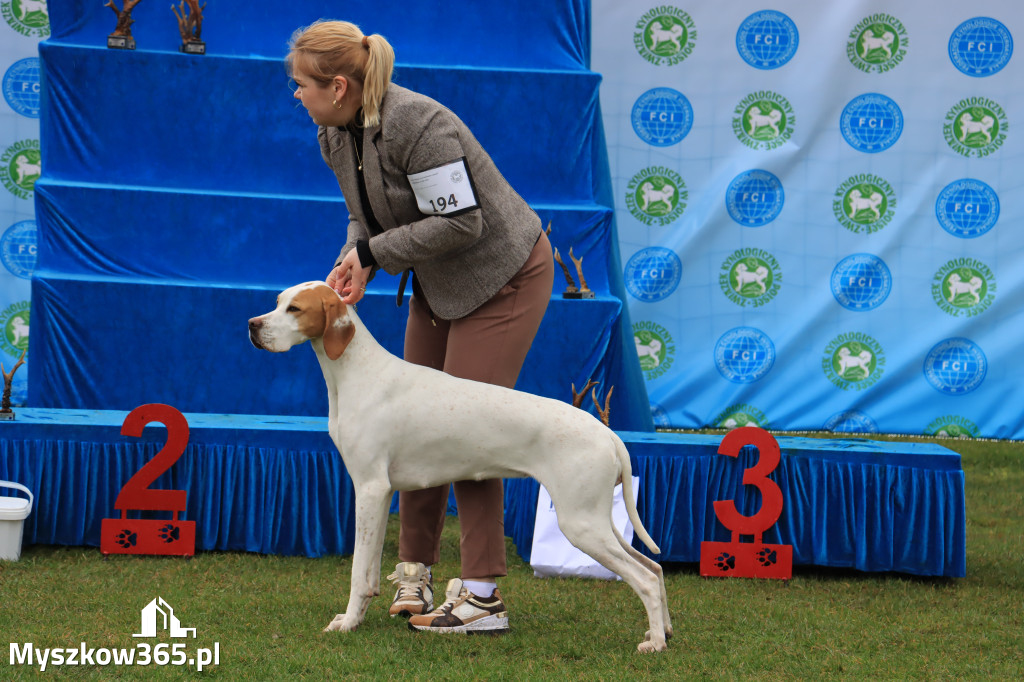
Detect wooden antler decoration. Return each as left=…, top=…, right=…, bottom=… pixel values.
left=568, top=247, right=593, bottom=297
left=591, top=384, right=614, bottom=427
left=1, top=348, right=26, bottom=415
left=172, top=0, right=206, bottom=42
left=571, top=379, right=599, bottom=409
left=106, top=0, right=143, bottom=37
left=554, top=247, right=579, bottom=294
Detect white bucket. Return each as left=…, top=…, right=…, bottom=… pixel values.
left=0, top=480, right=34, bottom=561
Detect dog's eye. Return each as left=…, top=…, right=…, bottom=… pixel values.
left=286, top=305, right=300, bottom=313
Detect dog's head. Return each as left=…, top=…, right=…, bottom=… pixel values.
left=248, top=281, right=355, bottom=360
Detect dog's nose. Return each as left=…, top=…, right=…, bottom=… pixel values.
left=248, top=318, right=263, bottom=331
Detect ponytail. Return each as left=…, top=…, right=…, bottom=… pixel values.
left=360, top=33, right=395, bottom=127
left=287, top=20, right=395, bottom=127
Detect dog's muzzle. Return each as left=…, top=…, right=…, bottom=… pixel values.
left=248, top=318, right=266, bottom=350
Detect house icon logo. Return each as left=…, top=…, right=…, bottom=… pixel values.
left=133, top=597, right=197, bottom=638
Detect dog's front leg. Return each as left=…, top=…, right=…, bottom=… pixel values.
left=324, top=484, right=393, bottom=633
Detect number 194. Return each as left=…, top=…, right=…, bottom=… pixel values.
left=429, top=194, right=459, bottom=212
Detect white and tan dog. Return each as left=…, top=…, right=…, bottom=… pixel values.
left=248, top=282, right=671, bottom=652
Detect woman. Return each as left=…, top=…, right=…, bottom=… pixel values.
left=288, top=20, right=554, bottom=634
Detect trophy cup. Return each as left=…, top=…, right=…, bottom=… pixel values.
left=0, top=349, right=26, bottom=421
left=106, top=0, right=143, bottom=50
left=173, top=0, right=206, bottom=54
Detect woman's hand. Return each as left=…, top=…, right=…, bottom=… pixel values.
left=328, top=248, right=371, bottom=305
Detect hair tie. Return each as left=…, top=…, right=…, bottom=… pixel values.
left=361, top=35, right=370, bottom=49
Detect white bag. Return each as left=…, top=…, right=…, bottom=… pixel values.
left=529, top=477, right=639, bottom=580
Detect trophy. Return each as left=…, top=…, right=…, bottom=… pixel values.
left=0, top=349, right=26, bottom=421
left=173, top=0, right=206, bottom=54
left=546, top=222, right=595, bottom=299
left=106, top=0, right=143, bottom=50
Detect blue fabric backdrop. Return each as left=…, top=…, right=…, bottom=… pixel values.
left=29, top=0, right=653, bottom=431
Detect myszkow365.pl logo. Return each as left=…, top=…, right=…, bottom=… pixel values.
left=634, top=6, right=697, bottom=66
left=932, top=258, right=995, bottom=317
left=719, top=248, right=781, bottom=308
left=733, top=91, right=795, bottom=150
left=634, top=321, right=675, bottom=381
left=848, top=14, right=908, bottom=73
left=926, top=414, right=980, bottom=439
left=0, top=300, right=29, bottom=357
left=833, top=174, right=897, bottom=234
left=822, top=332, right=885, bottom=391
left=2, top=139, right=41, bottom=200
left=9, top=596, right=220, bottom=672
left=2, top=0, right=50, bottom=38
left=713, top=403, right=768, bottom=430
left=944, top=97, right=1007, bottom=158
left=735, top=10, right=799, bottom=70
left=625, top=167, right=687, bottom=226
left=948, top=17, right=1013, bottom=77
left=923, top=338, right=987, bottom=395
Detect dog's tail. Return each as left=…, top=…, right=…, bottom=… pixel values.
left=614, top=433, right=660, bottom=554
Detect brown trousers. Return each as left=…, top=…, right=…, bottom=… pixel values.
left=399, top=230, right=554, bottom=579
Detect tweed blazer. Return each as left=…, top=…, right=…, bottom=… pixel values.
left=317, top=84, right=542, bottom=320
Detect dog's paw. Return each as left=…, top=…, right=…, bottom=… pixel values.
left=323, top=613, right=360, bottom=633
left=637, top=638, right=667, bottom=653
left=644, top=625, right=674, bottom=642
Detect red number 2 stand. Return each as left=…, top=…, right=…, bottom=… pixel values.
left=101, top=404, right=196, bottom=556
left=700, top=427, right=792, bottom=579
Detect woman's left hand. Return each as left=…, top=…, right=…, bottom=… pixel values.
left=333, top=248, right=371, bottom=305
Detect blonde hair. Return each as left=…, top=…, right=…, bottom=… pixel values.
left=287, top=20, right=395, bottom=127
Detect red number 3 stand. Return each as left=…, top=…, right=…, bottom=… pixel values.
left=700, top=427, right=792, bottom=579
left=100, top=404, right=196, bottom=556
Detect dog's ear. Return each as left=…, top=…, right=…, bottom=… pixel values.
left=321, top=290, right=356, bottom=361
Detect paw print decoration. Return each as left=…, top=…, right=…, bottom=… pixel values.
left=699, top=427, right=793, bottom=580
left=100, top=404, right=196, bottom=557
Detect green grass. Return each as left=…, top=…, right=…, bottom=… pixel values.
left=1, top=436, right=1021, bottom=680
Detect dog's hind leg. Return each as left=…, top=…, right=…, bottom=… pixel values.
left=553, top=505, right=667, bottom=653
left=324, top=484, right=392, bottom=633
left=613, top=524, right=672, bottom=642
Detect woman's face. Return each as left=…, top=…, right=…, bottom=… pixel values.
left=292, top=65, right=344, bottom=127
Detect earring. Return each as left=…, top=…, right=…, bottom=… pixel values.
left=332, top=99, right=343, bottom=110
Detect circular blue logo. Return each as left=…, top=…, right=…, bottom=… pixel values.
left=840, top=93, right=904, bottom=152
left=924, top=338, right=987, bottom=395
left=935, top=179, right=999, bottom=238
left=736, top=10, right=799, bottom=69
left=624, top=247, right=682, bottom=302
left=725, top=169, right=784, bottom=227
left=631, top=88, right=693, bottom=147
left=824, top=410, right=878, bottom=434
left=830, top=254, right=892, bottom=311
left=650, top=403, right=671, bottom=428
left=714, top=327, right=775, bottom=384
left=2, top=58, right=41, bottom=119
left=949, top=17, right=1013, bottom=76
left=0, top=220, right=37, bottom=279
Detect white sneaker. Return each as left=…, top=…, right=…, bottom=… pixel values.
left=386, top=562, right=433, bottom=617
left=407, top=579, right=509, bottom=634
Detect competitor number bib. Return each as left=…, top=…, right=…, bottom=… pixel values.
left=407, top=157, right=480, bottom=216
